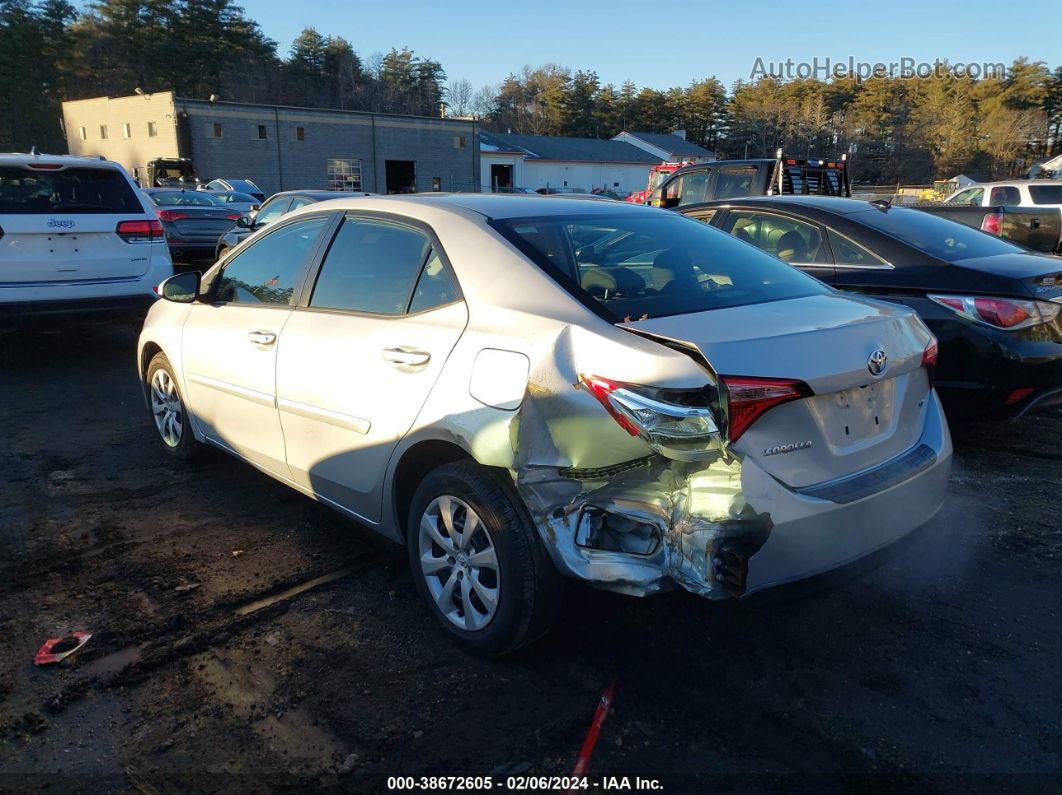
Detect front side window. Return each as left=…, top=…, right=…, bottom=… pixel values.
left=677, top=170, right=711, bottom=206
left=725, top=212, right=828, bottom=264
left=310, top=218, right=431, bottom=315
left=946, top=187, right=983, bottom=206
left=492, top=212, right=827, bottom=321
left=327, top=158, right=362, bottom=191
left=215, top=216, right=327, bottom=305
left=253, top=197, right=291, bottom=227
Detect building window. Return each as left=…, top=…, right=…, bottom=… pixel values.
left=78, top=127, right=87, bottom=141
left=454, top=135, right=466, bottom=149
left=327, top=158, right=362, bottom=191
left=295, top=127, right=305, bottom=142
left=99, top=125, right=108, bottom=140
left=257, top=124, right=268, bottom=140
left=212, top=122, right=223, bottom=138
left=122, top=123, right=132, bottom=139
left=147, top=121, right=158, bottom=137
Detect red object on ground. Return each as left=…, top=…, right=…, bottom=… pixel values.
left=34, top=631, right=91, bottom=665
left=568, top=677, right=618, bottom=789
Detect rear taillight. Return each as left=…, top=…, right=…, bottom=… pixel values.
left=156, top=209, right=190, bottom=222
left=116, top=219, right=164, bottom=242
left=981, top=213, right=1002, bottom=236
left=225, top=213, right=242, bottom=221
left=580, top=375, right=720, bottom=459
left=929, top=294, right=1060, bottom=331
left=922, top=336, right=938, bottom=388
left=722, top=377, right=812, bottom=442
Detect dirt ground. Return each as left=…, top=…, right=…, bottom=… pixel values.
left=1, top=321, right=1060, bottom=793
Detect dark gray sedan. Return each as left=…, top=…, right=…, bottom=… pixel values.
left=142, top=189, right=242, bottom=263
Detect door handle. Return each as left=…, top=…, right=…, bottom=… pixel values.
left=248, top=330, right=276, bottom=346
left=382, top=347, right=431, bottom=367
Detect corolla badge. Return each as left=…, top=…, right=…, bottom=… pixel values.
left=867, top=348, right=888, bottom=376
left=47, top=219, right=75, bottom=229
left=764, top=440, right=813, bottom=456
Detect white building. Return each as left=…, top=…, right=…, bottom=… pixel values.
left=480, top=131, right=664, bottom=196
left=611, top=130, right=716, bottom=164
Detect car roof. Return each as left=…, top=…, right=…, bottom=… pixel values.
left=0, top=153, right=121, bottom=168
left=688, top=195, right=882, bottom=215
left=299, top=193, right=652, bottom=220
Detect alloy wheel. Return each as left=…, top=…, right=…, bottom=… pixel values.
left=150, top=368, right=184, bottom=447
left=418, top=495, right=500, bottom=631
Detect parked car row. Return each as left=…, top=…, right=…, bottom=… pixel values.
left=4, top=150, right=1060, bottom=655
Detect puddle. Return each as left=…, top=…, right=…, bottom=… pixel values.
left=81, top=645, right=141, bottom=677
left=234, top=566, right=357, bottom=617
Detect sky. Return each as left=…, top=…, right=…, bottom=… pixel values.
left=244, top=0, right=1062, bottom=92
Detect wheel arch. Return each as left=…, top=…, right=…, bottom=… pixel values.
left=390, top=438, right=515, bottom=541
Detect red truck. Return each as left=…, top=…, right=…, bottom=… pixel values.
left=626, top=162, right=684, bottom=205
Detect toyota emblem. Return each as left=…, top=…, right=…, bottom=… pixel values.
left=868, top=349, right=888, bottom=376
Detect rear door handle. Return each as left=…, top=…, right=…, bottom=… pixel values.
left=248, top=330, right=276, bottom=346
left=382, top=347, right=430, bottom=367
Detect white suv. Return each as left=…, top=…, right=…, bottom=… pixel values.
left=0, top=153, right=172, bottom=320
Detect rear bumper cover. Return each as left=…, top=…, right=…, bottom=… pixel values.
left=518, top=391, right=952, bottom=599
left=0, top=293, right=157, bottom=320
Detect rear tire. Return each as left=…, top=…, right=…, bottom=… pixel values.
left=146, top=352, right=200, bottom=461
left=406, top=461, right=562, bottom=655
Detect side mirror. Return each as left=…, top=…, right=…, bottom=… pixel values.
left=236, top=215, right=253, bottom=229
left=158, top=271, right=200, bottom=303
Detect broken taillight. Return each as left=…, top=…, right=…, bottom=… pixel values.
left=721, top=376, right=812, bottom=443
left=580, top=375, right=720, bottom=459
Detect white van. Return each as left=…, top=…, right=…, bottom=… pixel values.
left=0, top=153, right=172, bottom=320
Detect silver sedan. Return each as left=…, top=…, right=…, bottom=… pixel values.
left=138, top=194, right=952, bottom=654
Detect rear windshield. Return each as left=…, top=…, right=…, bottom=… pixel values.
left=1028, top=184, right=1062, bottom=205
left=217, top=192, right=257, bottom=203
left=149, top=191, right=223, bottom=207
left=0, top=166, right=141, bottom=214
left=490, top=212, right=828, bottom=321
left=851, top=206, right=1023, bottom=262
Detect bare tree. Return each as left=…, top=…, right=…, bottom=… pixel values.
left=447, top=77, right=474, bottom=117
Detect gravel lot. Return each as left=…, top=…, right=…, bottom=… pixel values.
left=1, top=321, right=1060, bottom=792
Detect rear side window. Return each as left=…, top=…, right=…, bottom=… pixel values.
left=1029, top=184, right=1062, bottom=205
left=989, top=186, right=1020, bottom=204
left=826, top=229, right=889, bottom=267
left=0, top=166, right=141, bottom=214
left=310, top=217, right=431, bottom=315
left=215, top=216, right=327, bottom=305
left=714, top=167, right=757, bottom=200
left=492, top=212, right=827, bottom=321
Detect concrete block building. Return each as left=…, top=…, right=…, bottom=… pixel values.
left=62, top=91, right=480, bottom=196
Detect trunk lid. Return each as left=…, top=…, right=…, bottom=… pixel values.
left=626, top=293, right=934, bottom=488
left=0, top=213, right=160, bottom=283
left=166, top=208, right=238, bottom=241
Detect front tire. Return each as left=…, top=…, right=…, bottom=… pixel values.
left=407, top=461, right=561, bottom=655
left=146, top=352, right=200, bottom=460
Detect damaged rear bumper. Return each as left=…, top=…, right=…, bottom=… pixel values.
left=516, top=392, right=952, bottom=600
